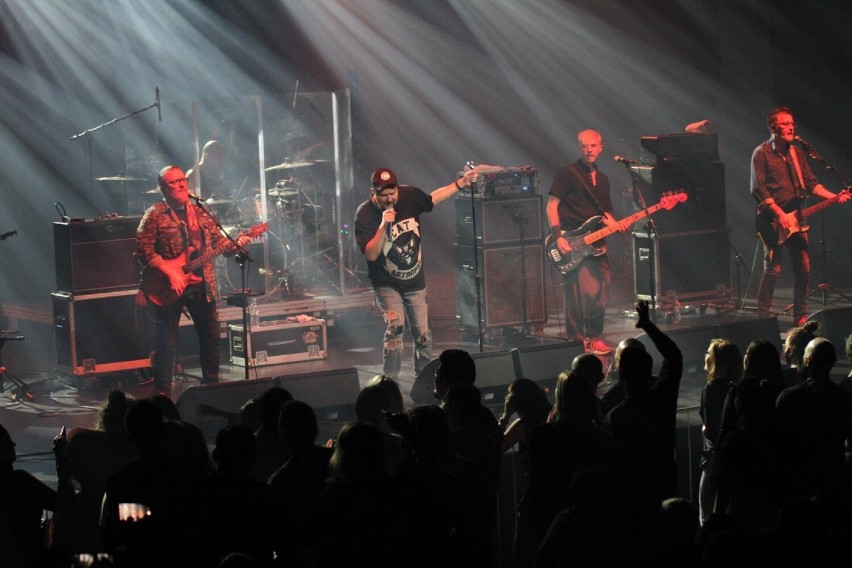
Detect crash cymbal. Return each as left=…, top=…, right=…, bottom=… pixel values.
left=144, top=188, right=161, bottom=194
left=96, top=175, right=148, bottom=182
left=265, top=159, right=325, bottom=171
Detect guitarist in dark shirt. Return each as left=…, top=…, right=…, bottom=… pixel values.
left=547, top=129, right=627, bottom=355
left=751, top=107, right=849, bottom=326
left=137, top=166, right=250, bottom=394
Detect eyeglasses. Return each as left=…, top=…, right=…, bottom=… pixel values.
left=772, top=122, right=795, bottom=128
left=165, top=177, right=188, bottom=186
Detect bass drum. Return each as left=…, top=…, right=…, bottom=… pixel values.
left=216, top=229, right=289, bottom=295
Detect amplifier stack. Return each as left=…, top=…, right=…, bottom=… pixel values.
left=454, top=169, right=546, bottom=330
left=52, top=217, right=152, bottom=377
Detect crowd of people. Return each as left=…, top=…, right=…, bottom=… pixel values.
left=2, top=302, right=852, bottom=567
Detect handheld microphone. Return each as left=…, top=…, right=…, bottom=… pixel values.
left=385, top=205, right=394, bottom=239
left=155, top=86, right=161, bottom=122
left=613, top=155, right=637, bottom=164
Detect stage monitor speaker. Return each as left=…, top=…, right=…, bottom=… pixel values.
left=410, top=351, right=520, bottom=409
left=455, top=244, right=546, bottom=329
left=633, top=161, right=726, bottom=234
left=634, top=228, right=732, bottom=304
left=636, top=315, right=781, bottom=376
left=456, top=194, right=543, bottom=246
left=52, top=290, right=152, bottom=376
left=176, top=367, right=361, bottom=441
left=54, top=218, right=141, bottom=294
left=807, top=307, right=852, bottom=355
left=511, top=341, right=586, bottom=395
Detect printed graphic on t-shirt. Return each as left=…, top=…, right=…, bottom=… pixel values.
left=384, top=217, right=422, bottom=281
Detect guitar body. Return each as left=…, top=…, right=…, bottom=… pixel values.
left=543, top=191, right=688, bottom=275
left=140, top=222, right=268, bottom=308
left=771, top=210, right=809, bottom=246
left=545, top=216, right=608, bottom=275
left=140, top=255, right=203, bottom=308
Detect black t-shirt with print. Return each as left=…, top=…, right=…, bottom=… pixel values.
left=355, top=185, right=434, bottom=293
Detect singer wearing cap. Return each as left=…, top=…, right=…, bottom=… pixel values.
left=355, top=166, right=478, bottom=381
left=751, top=107, right=849, bottom=326
left=547, top=129, right=625, bottom=356
left=137, top=165, right=249, bottom=394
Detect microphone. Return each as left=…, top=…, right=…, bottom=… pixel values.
left=793, top=135, right=814, bottom=149
left=794, top=135, right=821, bottom=158
left=188, top=191, right=205, bottom=203
left=155, top=86, right=161, bottom=122
left=385, top=205, right=394, bottom=239
left=613, top=155, right=637, bottom=164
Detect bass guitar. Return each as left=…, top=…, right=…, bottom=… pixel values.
left=141, top=222, right=268, bottom=307
left=764, top=188, right=850, bottom=246
left=545, top=191, right=687, bottom=274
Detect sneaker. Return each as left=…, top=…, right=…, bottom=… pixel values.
left=585, top=337, right=612, bottom=355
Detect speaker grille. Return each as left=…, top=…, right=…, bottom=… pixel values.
left=456, top=195, right=543, bottom=246
left=455, top=244, right=546, bottom=328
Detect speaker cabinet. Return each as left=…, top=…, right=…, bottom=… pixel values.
left=175, top=368, right=361, bottom=440
left=410, top=351, right=520, bottom=408
left=634, top=228, right=732, bottom=304
left=456, top=195, right=543, bottom=246
left=512, top=341, right=586, bottom=393
left=634, top=161, right=726, bottom=234
left=52, top=290, right=152, bottom=376
left=455, top=244, right=546, bottom=329
left=54, top=218, right=141, bottom=294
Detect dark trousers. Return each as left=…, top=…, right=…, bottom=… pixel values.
left=757, top=231, right=810, bottom=320
left=563, top=255, right=610, bottom=340
left=151, top=285, right=220, bottom=390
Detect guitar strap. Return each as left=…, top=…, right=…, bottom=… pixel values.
left=570, top=164, right=607, bottom=216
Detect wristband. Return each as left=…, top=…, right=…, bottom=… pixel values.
left=454, top=179, right=463, bottom=191
left=550, top=226, right=562, bottom=240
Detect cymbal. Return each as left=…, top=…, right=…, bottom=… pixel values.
left=205, top=197, right=236, bottom=205
left=268, top=189, right=298, bottom=198
left=96, top=175, right=148, bottom=182
left=144, top=188, right=161, bottom=194
left=264, top=159, right=326, bottom=171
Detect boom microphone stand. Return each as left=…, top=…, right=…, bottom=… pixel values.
left=620, top=158, right=659, bottom=322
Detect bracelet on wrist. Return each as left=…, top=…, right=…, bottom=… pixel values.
left=454, top=179, right=462, bottom=190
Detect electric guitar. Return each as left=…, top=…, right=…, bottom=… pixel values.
left=141, top=222, right=267, bottom=307
left=764, top=188, right=850, bottom=246
left=545, top=191, right=687, bottom=274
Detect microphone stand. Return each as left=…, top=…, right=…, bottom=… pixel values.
left=465, top=162, right=485, bottom=353
left=70, top=88, right=161, bottom=213
left=189, top=195, right=255, bottom=381
left=728, top=238, right=751, bottom=310
left=797, top=142, right=852, bottom=307
left=622, top=160, right=659, bottom=322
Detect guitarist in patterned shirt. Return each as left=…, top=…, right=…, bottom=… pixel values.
left=137, top=165, right=250, bottom=394
left=547, top=129, right=628, bottom=355
left=751, top=107, right=850, bottom=326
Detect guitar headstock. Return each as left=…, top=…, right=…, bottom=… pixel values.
left=659, top=190, right=688, bottom=210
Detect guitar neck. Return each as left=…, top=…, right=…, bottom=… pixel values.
left=581, top=203, right=665, bottom=245
left=183, top=242, right=231, bottom=274
left=800, top=189, right=848, bottom=220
